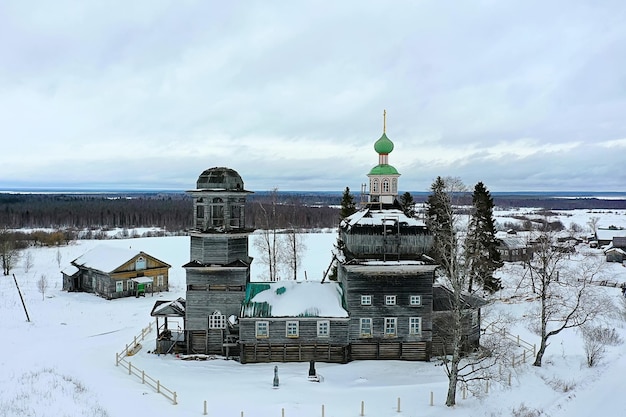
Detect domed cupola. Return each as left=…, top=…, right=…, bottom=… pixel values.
left=196, top=167, right=244, bottom=191
left=367, top=110, right=401, bottom=206
left=188, top=167, right=252, bottom=232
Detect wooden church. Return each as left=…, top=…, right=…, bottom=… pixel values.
left=151, top=114, right=484, bottom=362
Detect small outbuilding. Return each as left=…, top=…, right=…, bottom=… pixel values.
left=62, top=245, right=170, bottom=299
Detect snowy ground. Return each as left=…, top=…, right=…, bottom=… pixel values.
left=2, top=210, right=626, bottom=416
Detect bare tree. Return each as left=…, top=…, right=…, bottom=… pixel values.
left=524, top=229, right=612, bottom=367
left=280, top=228, right=307, bottom=280
left=580, top=324, right=623, bottom=367
left=587, top=216, right=600, bottom=238
left=0, top=227, right=20, bottom=276
left=23, top=251, right=34, bottom=273
left=37, top=274, right=49, bottom=301
left=254, top=188, right=281, bottom=281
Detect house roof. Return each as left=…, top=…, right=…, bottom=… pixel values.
left=71, top=245, right=170, bottom=273
left=341, top=208, right=426, bottom=229
left=61, top=264, right=79, bottom=276
left=240, top=281, right=349, bottom=319
left=151, top=298, right=186, bottom=317
left=596, top=228, right=626, bottom=242
left=432, top=284, right=487, bottom=311
left=495, top=233, right=529, bottom=250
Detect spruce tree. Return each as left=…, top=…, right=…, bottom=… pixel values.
left=400, top=191, right=416, bottom=218
left=339, top=187, right=357, bottom=220
left=426, top=176, right=454, bottom=266
left=466, top=182, right=503, bottom=293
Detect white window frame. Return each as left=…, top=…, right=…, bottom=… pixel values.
left=317, top=320, right=330, bottom=338
left=361, top=295, right=372, bottom=306
left=385, top=295, right=396, bottom=306
left=209, top=312, right=226, bottom=329
left=384, top=317, right=397, bottom=337
left=135, top=256, right=146, bottom=270
left=157, top=275, right=164, bottom=287
left=255, top=321, right=269, bottom=338
left=286, top=321, right=299, bottom=338
left=382, top=178, right=390, bottom=193
left=360, top=318, right=372, bottom=337
left=115, top=281, right=123, bottom=292
left=410, top=295, right=422, bottom=306
left=409, top=317, right=422, bottom=335
left=372, top=179, right=379, bottom=192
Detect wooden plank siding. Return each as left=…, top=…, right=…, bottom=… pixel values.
left=337, top=263, right=437, bottom=360
left=185, top=267, right=249, bottom=332
left=239, top=318, right=350, bottom=363
left=189, top=234, right=250, bottom=265
left=340, top=226, right=432, bottom=261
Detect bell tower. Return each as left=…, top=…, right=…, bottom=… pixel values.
left=184, top=167, right=253, bottom=354
left=367, top=110, right=400, bottom=207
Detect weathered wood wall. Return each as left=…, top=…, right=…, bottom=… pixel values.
left=190, top=235, right=249, bottom=265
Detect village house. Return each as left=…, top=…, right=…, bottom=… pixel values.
left=604, top=236, right=626, bottom=263
left=62, top=245, right=170, bottom=299
left=495, top=232, right=533, bottom=262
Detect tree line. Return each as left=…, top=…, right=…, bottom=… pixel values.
left=0, top=193, right=341, bottom=231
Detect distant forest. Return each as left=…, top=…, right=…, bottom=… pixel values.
left=0, top=191, right=625, bottom=232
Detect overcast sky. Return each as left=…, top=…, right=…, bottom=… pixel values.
left=2, top=1, right=625, bottom=192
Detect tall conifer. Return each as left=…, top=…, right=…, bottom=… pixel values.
left=466, top=182, right=503, bottom=293
left=339, top=187, right=357, bottom=220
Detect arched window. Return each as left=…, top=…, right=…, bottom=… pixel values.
left=211, top=198, right=224, bottom=227
left=135, top=256, right=146, bottom=270
left=382, top=179, right=390, bottom=193
left=372, top=179, right=379, bottom=193
left=392, top=178, right=397, bottom=193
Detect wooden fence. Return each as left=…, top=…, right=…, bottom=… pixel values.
left=114, top=321, right=178, bottom=405
left=483, top=322, right=536, bottom=366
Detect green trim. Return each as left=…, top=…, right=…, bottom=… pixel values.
left=368, top=164, right=399, bottom=175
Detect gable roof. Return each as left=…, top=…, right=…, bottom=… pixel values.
left=151, top=298, right=186, bottom=317
left=71, top=245, right=170, bottom=273
left=433, top=284, right=487, bottom=311
left=240, top=281, right=349, bottom=319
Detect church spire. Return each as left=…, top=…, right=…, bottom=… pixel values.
left=383, top=109, right=386, bottom=134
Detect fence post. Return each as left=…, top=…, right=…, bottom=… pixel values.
left=430, top=391, right=434, bottom=406
left=321, top=404, right=325, bottom=417
left=281, top=407, right=285, bottom=417
left=115, top=352, right=119, bottom=366
left=397, top=397, right=401, bottom=412
left=142, top=370, right=145, bottom=384
left=508, top=372, right=512, bottom=386
left=512, top=355, right=515, bottom=367
left=517, top=334, right=520, bottom=346
left=134, top=335, right=137, bottom=347
left=157, top=380, right=161, bottom=393
left=204, top=400, right=207, bottom=415
left=485, top=380, right=489, bottom=394
left=360, top=400, right=364, bottom=416
left=533, top=344, right=536, bottom=356
left=128, top=362, right=132, bottom=375
left=523, top=350, right=526, bottom=363
left=462, top=385, right=466, bottom=400
left=173, top=392, right=177, bottom=405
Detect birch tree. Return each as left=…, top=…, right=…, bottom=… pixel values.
left=525, top=229, right=611, bottom=367
left=254, top=188, right=281, bottom=281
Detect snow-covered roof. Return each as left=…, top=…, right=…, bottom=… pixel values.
left=596, top=228, right=626, bottom=241
left=130, top=277, right=154, bottom=284
left=71, top=245, right=142, bottom=273
left=495, top=232, right=529, bottom=250
left=61, top=264, right=79, bottom=276
left=341, top=208, right=426, bottom=229
left=240, top=281, right=349, bottom=318
left=151, top=298, right=186, bottom=317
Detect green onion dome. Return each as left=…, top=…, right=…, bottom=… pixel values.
left=374, top=132, right=394, bottom=154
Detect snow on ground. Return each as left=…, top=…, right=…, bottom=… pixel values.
left=2, top=211, right=626, bottom=416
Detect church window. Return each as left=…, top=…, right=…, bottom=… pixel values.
left=212, top=198, right=224, bottom=227
left=382, top=179, right=390, bottom=193
left=372, top=179, right=379, bottom=192
left=196, top=205, right=204, bottom=219
left=209, top=312, right=226, bottom=329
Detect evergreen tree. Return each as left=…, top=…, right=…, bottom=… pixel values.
left=466, top=182, right=503, bottom=293
left=339, top=187, right=357, bottom=220
left=425, top=177, right=454, bottom=266
left=400, top=191, right=416, bottom=218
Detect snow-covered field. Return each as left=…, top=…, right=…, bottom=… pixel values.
left=2, top=209, right=626, bottom=417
